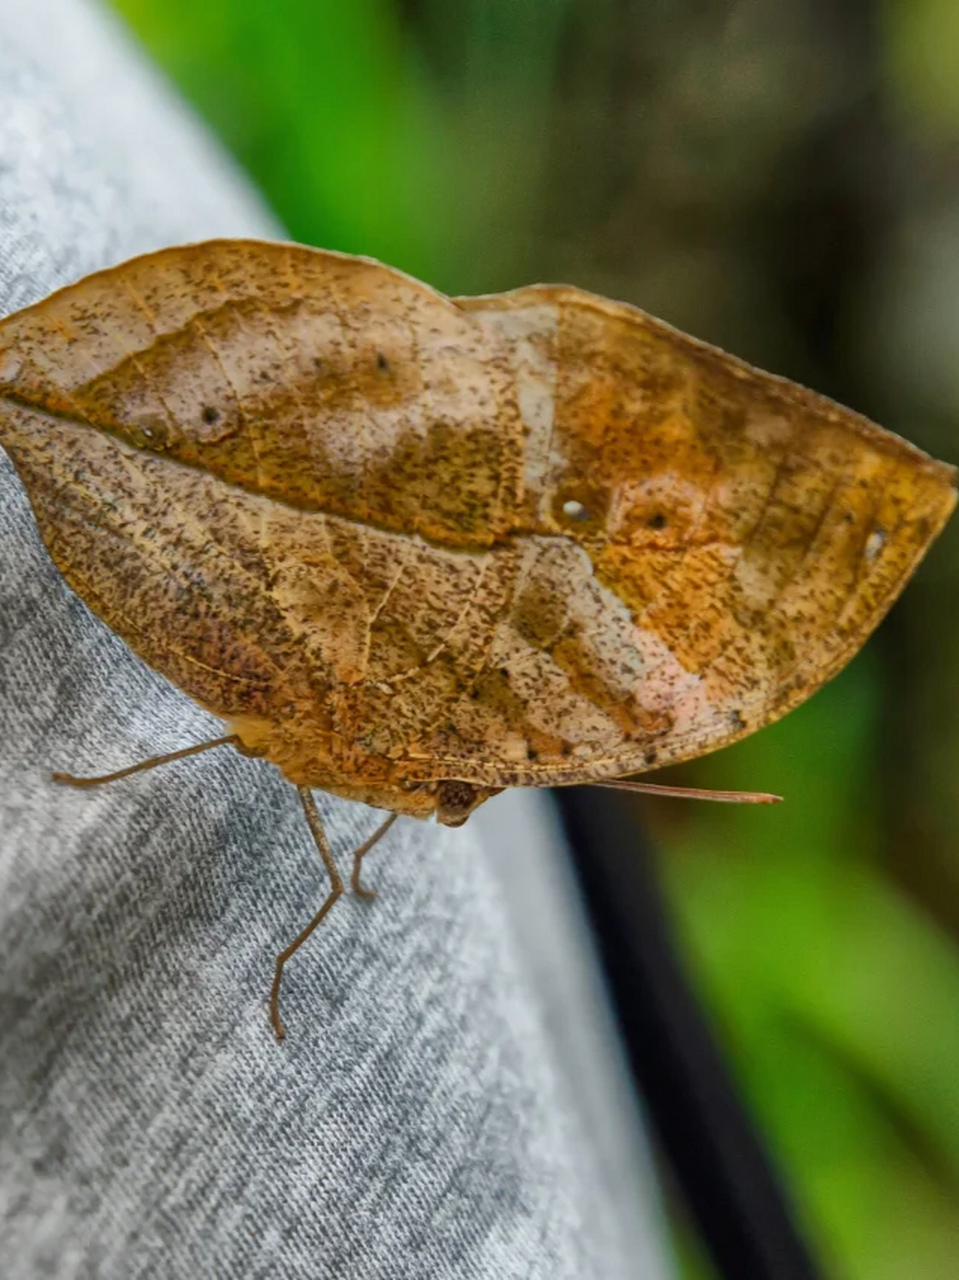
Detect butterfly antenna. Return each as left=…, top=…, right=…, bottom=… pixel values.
left=590, top=779, right=782, bottom=805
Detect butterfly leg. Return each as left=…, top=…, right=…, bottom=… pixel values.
left=350, top=811, right=399, bottom=899
left=52, top=734, right=240, bottom=787
left=270, top=786, right=344, bottom=1042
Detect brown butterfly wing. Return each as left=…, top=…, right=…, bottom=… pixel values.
left=405, top=285, right=956, bottom=786
left=0, top=243, right=524, bottom=806
left=0, top=245, right=953, bottom=800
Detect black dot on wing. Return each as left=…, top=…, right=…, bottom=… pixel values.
left=201, top=405, right=220, bottom=425
left=648, top=513, right=667, bottom=530
left=376, top=351, right=390, bottom=372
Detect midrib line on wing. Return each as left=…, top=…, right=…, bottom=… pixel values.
left=0, top=388, right=512, bottom=557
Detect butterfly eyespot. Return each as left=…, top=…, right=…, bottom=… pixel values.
left=648, top=513, right=667, bottom=530
left=376, top=351, right=390, bottom=372
left=129, top=418, right=168, bottom=449
left=562, top=498, right=590, bottom=521
left=201, top=405, right=220, bottom=425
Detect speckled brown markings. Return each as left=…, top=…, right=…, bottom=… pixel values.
left=0, top=240, right=955, bottom=824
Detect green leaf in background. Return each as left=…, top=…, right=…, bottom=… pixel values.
left=112, top=0, right=448, bottom=273
left=111, top=0, right=571, bottom=290
left=661, top=655, right=959, bottom=1278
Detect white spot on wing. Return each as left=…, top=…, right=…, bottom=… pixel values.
left=864, top=527, right=886, bottom=561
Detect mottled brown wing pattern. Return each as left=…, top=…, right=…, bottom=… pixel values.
left=427, top=287, right=957, bottom=785
left=0, top=242, right=954, bottom=816
left=0, top=392, right=515, bottom=814
left=0, top=240, right=524, bottom=544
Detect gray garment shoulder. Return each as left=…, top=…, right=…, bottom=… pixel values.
left=0, top=1, right=673, bottom=1275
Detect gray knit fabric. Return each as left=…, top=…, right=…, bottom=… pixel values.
left=0, top=2, right=672, bottom=1275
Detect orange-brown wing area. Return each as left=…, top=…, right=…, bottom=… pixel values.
left=0, top=239, right=523, bottom=546
left=415, top=285, right=956, bottom=787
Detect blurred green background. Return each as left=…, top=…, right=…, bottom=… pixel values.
left=108, top=0, right=959, bottom=1274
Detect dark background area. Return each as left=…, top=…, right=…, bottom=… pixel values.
left=109, top=1, right=959, bottom=1274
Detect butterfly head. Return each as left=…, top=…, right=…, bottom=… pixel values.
left=434, top=779, right=499, bottom=826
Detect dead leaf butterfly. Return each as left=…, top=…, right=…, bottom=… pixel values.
left=0, top=240, right=953, bottom=1036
